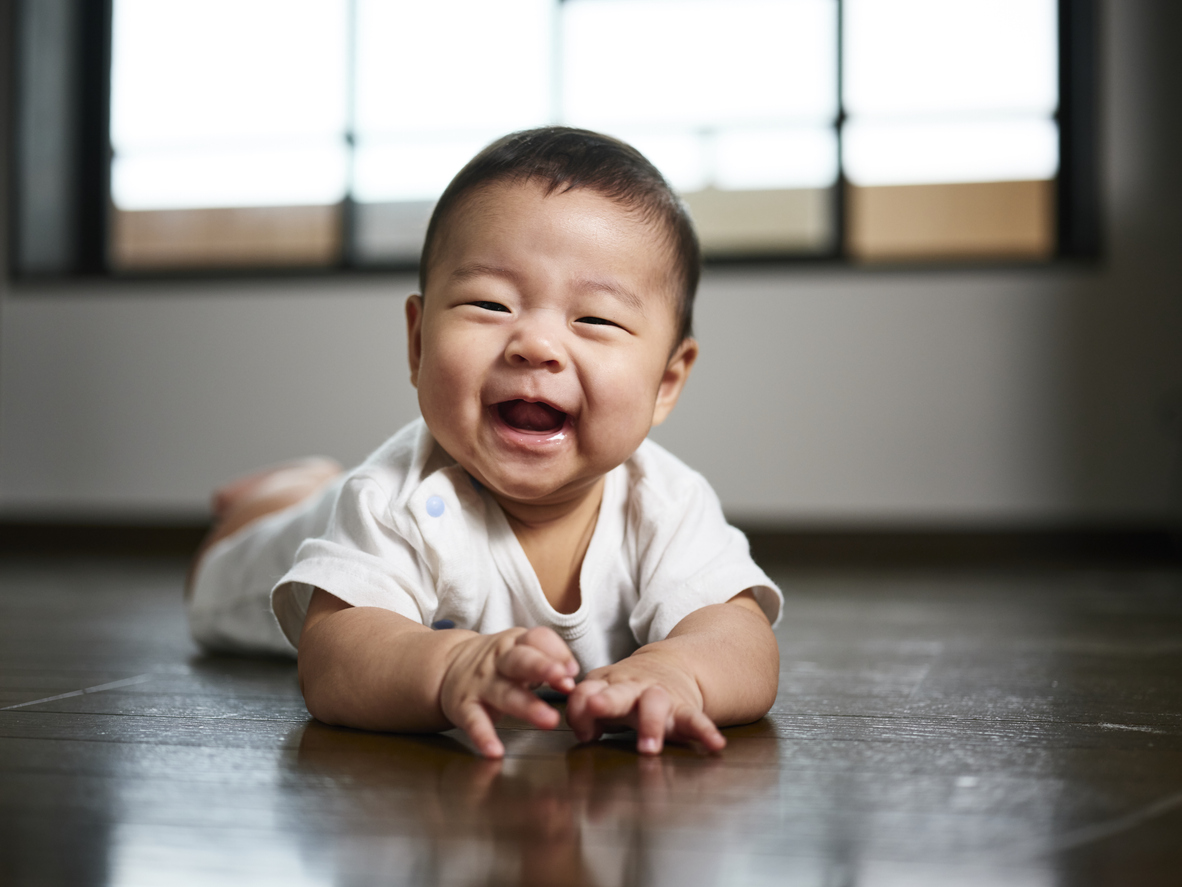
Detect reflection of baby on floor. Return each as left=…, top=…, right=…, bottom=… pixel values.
left=289, top=720, right=779, bottom=886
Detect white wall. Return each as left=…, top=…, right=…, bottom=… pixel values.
left=2, top=0, right=1180, bottom=526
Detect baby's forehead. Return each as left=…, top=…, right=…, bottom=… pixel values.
left=467, top=177, right=664, bottom=233
left=434, top=179, right=682, bottom=291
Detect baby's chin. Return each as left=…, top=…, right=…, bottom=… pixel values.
left=475, top=469, right=597, bottom=509
left=460, top=457, right=609, bottom=513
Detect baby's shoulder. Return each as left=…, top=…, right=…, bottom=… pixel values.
left=621, top=438, right=719, bottom=524
left=339, top=418, right=449, bottom=507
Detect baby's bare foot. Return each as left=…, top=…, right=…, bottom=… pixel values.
left=187, top=457, right=343, bottom=601
left=211, top=456, right=343, bottom=518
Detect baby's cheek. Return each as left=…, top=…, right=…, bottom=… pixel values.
left=417, top=364, right=475, bottom=443
left=587, top=389, right=657, bottom=458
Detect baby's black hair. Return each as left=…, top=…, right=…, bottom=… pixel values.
left=419, top=127, right=701, bottom=343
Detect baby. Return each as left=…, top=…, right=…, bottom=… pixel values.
left=188, top=127, right=782, bottom=758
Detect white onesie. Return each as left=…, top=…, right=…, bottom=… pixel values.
left=188, top=419, right=781, bottom=673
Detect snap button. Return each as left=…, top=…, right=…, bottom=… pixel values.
left=426, top=495, right=445, bottom=517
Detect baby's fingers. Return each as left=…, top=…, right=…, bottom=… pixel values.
left=497, top=643, right=576, bottom=694
left=565, top=679, right=612, bottom=742
left=569, top=681, right=647, bottom=743
left=636, top=686, right=672, bottom=755
left=483, top=679, right=561, bottom=731
left=452, top=701, right=505, bottom=759
left=583, top=681, right=645, bottom=722
left=515, top=627, right=579, bottom=688
left=670, top=707, right=726, bottom=753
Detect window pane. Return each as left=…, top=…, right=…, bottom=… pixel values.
left=355, top=0, right=553, bottom=136
left=560, top=0, right=839, bottom=259
left=844, top=118, right=1059, bottom=187
left=843, top=0, right=1059, bottom=261
left=351, top=0, right=553, bottom=262
left=113, top=144, right=349, bottom=210
left=353, top=136, right=493, bottom=203
left=844, top=0, right=1058, bottom=119
left=847, top=180, right=1054, bottom=261
left=714, top=127, right=837, bottom=190
left=112, top=206, right=342, bottom=269
left=110, top=0, right=348, bottom=208
left=684, top=187, right=835, bottom=255
left=563, top=0, right=837, bottom=130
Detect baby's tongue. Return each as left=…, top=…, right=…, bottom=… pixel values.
left=499, top=399, right=565, bottom=432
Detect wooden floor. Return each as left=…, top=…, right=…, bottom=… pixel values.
left=1, top=556, right=1180, bottom=886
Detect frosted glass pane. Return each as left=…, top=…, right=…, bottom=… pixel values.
left=111, top=0, right=347, bottom=149
left=714, top=127, right=837, bottom=190
left=353, top=137, right=493, bottom=202
left=845, top=0, right=1057, bottom=118
left=112, top=143, right=349, bottom=209
left=844, top=118, right=1059, bottom=186
left=563, top=0, right=837, bottom=130
left=356, top=0, right=552, bottom=136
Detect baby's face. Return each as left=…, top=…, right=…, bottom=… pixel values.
left=407, top=180, right=696, bottom=508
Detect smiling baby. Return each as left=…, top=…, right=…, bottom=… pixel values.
left=187, top=127, right=782, bottom=758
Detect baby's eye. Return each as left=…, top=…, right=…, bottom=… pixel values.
left=576, top=316, right=619, bottom=327
left=469, top=301, right=510, bottom=313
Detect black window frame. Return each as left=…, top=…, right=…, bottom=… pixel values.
left=7, top=0, right=1100, bottom=280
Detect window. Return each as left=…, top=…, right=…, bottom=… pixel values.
left=844, top=0, right=1060, bottom=260
left=9, top=0, right=1098, bottom=277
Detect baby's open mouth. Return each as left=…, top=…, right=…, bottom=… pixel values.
left=497, top=399, right=567, bottom=433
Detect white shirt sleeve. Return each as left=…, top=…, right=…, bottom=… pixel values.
left=627, top=449, right=782, bottom=646
left=271, top=472, right=435, bottom=647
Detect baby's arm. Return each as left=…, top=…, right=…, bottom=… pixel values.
left=298, top=589, right=579, bottom=758
left=565, top=591, right=779, bottom=754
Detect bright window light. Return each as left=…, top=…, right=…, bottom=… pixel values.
left=353, top=136, right=493, bottom=203
left=112, top=143, right=350, bottom=209
left=843, top=0, right=1058, bottom=186
left=844, top=0, right=1058, bottom=119
left=562, top=0, right=837, bottom=130
left=714, top=127, right=838, bottom=190
left=355, top=0, right=553, bottom=136
left=110, top=0, right=348, bottom=208
left=606, top=126, right=838, bottom=195
left=844, top=118, right=1059, bottom=186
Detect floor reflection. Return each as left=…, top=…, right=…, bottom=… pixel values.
left=8, top=560, right=1180, bottom=886
left=283, top=720, right=780, bottom=887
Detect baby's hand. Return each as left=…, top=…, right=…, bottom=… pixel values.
left=440, top=626, right=579, bottom=758
left=565, top=653, right=726, bottom=755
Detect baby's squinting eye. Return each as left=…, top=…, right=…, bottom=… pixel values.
left=470, top=301, right=510, bottom=313
left=576, top=316, right=619, bottom=327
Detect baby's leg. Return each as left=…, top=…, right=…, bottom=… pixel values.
left=186, top=457, right=342, bottom=600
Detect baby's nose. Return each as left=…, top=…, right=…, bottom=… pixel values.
left=505, top=318, right=566, bottom=370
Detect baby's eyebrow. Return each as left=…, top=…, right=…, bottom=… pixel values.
left=449, top=262, right=518, bottom=285
left=573, top=278, right=646, bottom=315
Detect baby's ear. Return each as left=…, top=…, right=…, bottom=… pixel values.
left=651, top=337, right=698, bottom=427
left=406, top=295, right=425, bottom=388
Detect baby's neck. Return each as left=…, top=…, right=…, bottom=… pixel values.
left=492, top=478, right=605, bottom=615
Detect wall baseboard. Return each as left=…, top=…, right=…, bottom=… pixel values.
left=0, top=520, right=211, bottom=557
left=1, top=519, right=1179, bottom=567
left=741, top=526, right=1182, bottom=568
